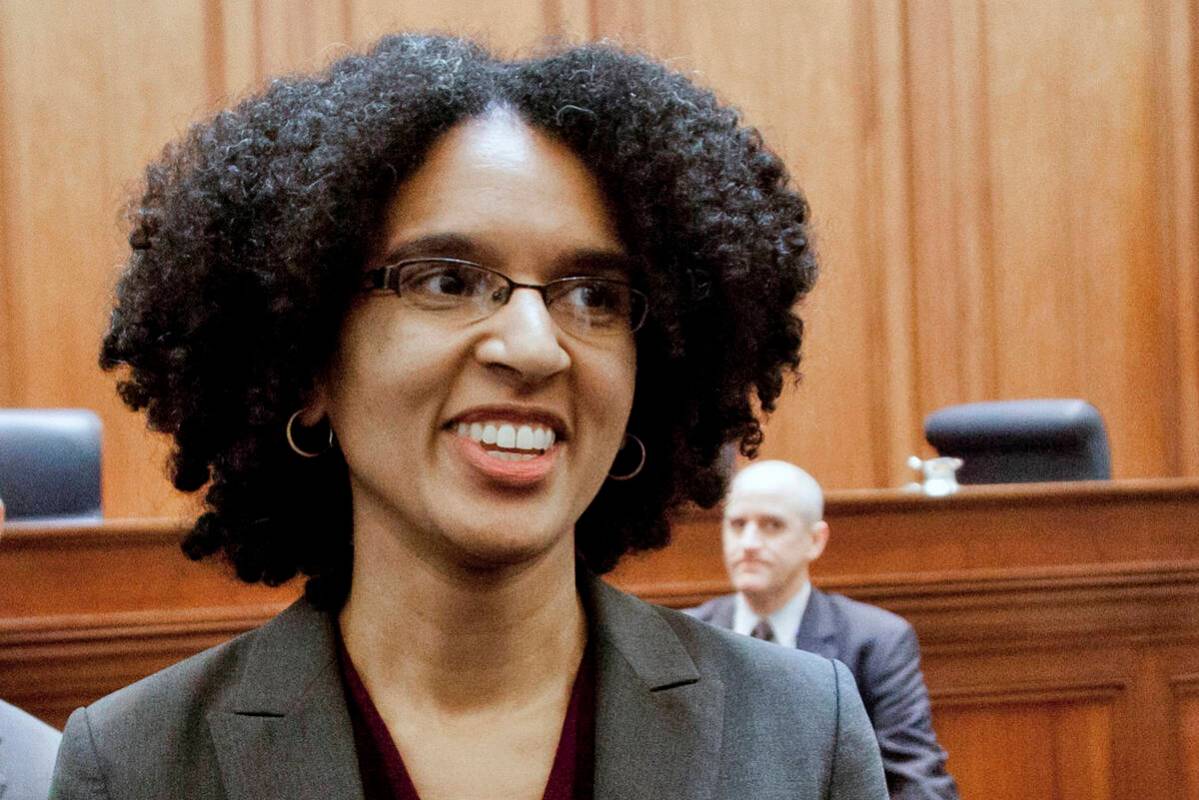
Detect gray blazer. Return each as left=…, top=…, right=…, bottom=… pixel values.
left=687, top=590, right=957, bottom=800
left=0, top=699, right=62, bottom=800
left=51, top=576, right=887, bottom=799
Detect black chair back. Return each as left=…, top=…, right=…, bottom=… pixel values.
left=0, top=408, right=102, bottom=520
left=924, top=399, right=1111, bottom=484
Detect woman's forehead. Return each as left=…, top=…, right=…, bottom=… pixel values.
left=380, top=111, right=624, bottom=264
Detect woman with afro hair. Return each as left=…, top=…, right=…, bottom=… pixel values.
left=51, top=33, right=886, bottom=800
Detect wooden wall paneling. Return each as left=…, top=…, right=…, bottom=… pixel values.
left=0, top=4, right=15, bottom=404
left=0, top=0, right=214, bottom=519
left=933, top=694, right=1116, bottom=800
left=904, top=0, right=999, bottom=421
left=8, top=480, right=1199, bottom=783
left=1151, top=0, right=1199, bottom=476
left=1172, top=674, right=1199, bottom=799
left=211, top=0, right=354, bottom=100
left=979, top=1, right=1178, bottom=480
left=591, top=0, right=915, bottom=489
left=347, top=0, right=590, bottom=53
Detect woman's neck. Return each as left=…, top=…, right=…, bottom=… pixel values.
left=338, top=515, right=587, bottom=713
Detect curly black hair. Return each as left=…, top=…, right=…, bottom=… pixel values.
left=101, top=33, right=815, bottom=608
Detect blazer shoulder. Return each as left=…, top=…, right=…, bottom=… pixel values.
left=819, top=590, right=914, bottom=640
left=653, top=604, right=886, bottom=795
left=86, top=619, right=257, bottom=732
left=657, top=603, right=845, bottom=699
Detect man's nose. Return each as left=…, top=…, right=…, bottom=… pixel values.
left=474, top=288, right=571, bottom=382
left=740, top=522, right=763, bottom=548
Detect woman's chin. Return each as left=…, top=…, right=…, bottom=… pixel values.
left=435, top=519, right=574, bottom=574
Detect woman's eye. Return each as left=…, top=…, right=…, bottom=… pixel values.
left=405, top=264, right=488, bottom=298
left=427, top=268, right=473, bottom=295
left=566, top=281, right=625, bottom=311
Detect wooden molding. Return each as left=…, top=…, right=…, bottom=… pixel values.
left=931, top=679, right=1126, bottom=709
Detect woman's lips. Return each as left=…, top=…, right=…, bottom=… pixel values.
left=450, top=432, right=558, bottom=487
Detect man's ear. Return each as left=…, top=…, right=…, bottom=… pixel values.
left=807, top=520, right=830, bottom=561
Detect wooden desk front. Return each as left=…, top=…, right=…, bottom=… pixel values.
left=3, top=479, right=1197, bottom=799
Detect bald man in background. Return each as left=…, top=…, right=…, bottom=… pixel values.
left=687, top=461, right=958, bottom=800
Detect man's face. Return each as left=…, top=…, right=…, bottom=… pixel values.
left=721, top=486, right=826, bottom=603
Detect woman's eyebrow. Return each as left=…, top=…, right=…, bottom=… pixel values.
left=562, top=250, right=642, bottom=279
left=378, top=233, right=488, bottom=264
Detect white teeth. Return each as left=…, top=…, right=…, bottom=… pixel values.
left=516, top=426, right=534, bottom=449
left=454, top=419, right=557, bottom=453
left=497, top=424, right=516, bottom=448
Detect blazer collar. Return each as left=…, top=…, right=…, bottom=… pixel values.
left=794, top=587, right=839, bottom=657
left=207, top=597, right=365, bottom=800
left=207, top=577, right=726, bottom=800
left=584, top=574, right=724, bottom=800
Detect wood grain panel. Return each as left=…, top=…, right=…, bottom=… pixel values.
left=1151, top=0, right=1199, bottom=476
left=1173, top=676, right=1199, bottom=800
left=592, top=0, right=915, bottom=489
left=4, top=0, right=1199, bottom=527
left=348, top=0, right=589, bottom=53
left=6, top=480, right=1199, bottom=797
left=978, top=1, right=1179, bottom=479
left=935, top=699, right=1114, bottom=800
left=906, top=0, right=999, bottom=416
left=0, top=0, right=213, bottom=519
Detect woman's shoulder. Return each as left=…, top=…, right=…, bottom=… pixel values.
left=85, top=621, right=257, bottom=735
left=588, top=577, right=846, bottom=710
left=55, top=598, right=329, bottom=794
left=656, top=601, right=846, bottom=696
left=88, top=598, right=327, bottom=728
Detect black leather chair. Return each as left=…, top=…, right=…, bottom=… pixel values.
left=0, top=699, right=61, bottom=800
left=0, top=409, right=102, bottom=521
left=924, top=399, right=1111, bottom=484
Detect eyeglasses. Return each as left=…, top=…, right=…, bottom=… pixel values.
left=361, top=258, right=649, bottom=339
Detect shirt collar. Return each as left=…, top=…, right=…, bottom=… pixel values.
left=732, top=581, right=812, bottom=648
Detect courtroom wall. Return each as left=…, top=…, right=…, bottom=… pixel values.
left=2, top=0, right=1197, bottom=518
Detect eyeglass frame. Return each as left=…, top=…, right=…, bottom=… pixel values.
left=359, top=256, right=651, bottom=335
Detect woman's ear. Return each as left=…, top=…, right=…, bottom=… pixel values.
left=298, top=381, right=331, bottom=425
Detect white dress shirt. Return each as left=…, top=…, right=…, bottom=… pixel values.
left=732, top=581, right=812, bottom=648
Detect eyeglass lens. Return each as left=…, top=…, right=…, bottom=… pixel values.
left=389, top=260, right=647, bottom=336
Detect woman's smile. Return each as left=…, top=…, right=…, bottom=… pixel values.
left=446, top=406, right=568, bottom=488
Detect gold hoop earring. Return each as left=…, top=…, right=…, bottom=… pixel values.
left=285, top=410, right=333, bottom=458
left=608, top=434, right=646, bottom=481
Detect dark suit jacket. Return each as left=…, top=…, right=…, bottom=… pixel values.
left=51, top=576, right=888, bottom=799
left=687, top=589, right=958, bottom=800
left=0, top=699, right=62, bottom=800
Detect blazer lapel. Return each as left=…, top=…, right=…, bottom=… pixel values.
left=585, top=576, right=724, bottom=800
left=794, top=588, right=838, bottom=659
left=207, top=598, right=364, bottom=800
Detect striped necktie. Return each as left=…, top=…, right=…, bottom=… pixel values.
left=750, top=619, right=776, bottom=643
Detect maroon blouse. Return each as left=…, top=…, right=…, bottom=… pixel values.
left=337, top=635, right=595, bottom=800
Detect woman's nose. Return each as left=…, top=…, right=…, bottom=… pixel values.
left=474, top=288, right=571, bottom=381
